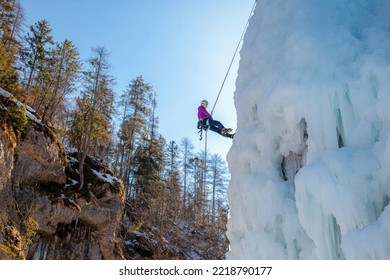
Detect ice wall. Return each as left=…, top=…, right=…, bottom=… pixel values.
left=226, top=0, right=390, bottom=259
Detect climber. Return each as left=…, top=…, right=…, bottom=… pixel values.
left=197, top=100, right=234, bottom=139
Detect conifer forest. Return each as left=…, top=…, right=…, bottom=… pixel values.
left=0, top=0, right=229, bottom=259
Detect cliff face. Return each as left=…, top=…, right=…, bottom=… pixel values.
left=0, top=88, right=125, bottom=260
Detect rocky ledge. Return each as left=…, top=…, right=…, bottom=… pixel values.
left=0, top=88, right=125, bottom=260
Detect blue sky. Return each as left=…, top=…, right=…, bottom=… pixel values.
left=20, top=0, right=255, bottom=158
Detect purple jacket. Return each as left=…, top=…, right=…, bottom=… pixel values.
left=198, top=105, right=213, bottom=120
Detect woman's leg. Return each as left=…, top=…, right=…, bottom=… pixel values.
left=209, top=125, right=223, bottom=135
left=209, top=126, right=234, bottom=138
left=209, top=119, right=224, bottom=130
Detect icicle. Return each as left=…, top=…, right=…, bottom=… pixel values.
left=42, top=238, right=48, bottom=260
left=32, top=239, right=42, bottom=260
left=74, top=218, right=79, bottom=242
left=65, top=232, right=71, bottom=244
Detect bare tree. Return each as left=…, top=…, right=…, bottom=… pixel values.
left=180, top=137, right=194, bottom=208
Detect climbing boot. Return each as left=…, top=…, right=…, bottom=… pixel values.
left=221, top=128, right=233, bottom=135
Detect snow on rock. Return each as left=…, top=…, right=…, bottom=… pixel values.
left=92, top=169, right=118, bottom=185
left=227, top=0, right=390, bottom=259
left=0, top=87, right=15, bottom=100
left=0, top=87, right=42, bottom=125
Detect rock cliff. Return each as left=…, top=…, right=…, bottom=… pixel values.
left=0, top=88, right=125, bottom=260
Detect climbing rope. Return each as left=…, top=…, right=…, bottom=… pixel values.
left=203, top=0, right=257, bottom=187
left=210, top=0, right=257, bottom=115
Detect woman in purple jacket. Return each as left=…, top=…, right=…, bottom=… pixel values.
left=197, top=100, right=234, bottom=139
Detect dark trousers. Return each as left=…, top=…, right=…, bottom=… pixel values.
left=202, top=118, right=232, bottom=138
left=209, top=119, right=224, bottom=130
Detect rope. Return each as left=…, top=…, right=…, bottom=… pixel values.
left=203, top=128, right=208, bottom=192
left=203, top=0, right=257, bottom=194
left=210, top=0, right=257, bottom=115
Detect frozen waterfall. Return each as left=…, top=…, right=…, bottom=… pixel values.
left=226, top=0, right=390, bottom=259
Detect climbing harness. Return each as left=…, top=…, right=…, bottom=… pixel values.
left=197, top=118, right=210, bottom=140
left=199, top=0, right=257, bottom=141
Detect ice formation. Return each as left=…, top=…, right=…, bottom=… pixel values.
left=226, top=0, right=390, bottom=259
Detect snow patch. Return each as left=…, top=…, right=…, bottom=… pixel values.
left=92, top=169, right=117, bottom=185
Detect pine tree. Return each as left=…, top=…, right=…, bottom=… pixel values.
left=165, top=140, right=182, bottom=217
left=166, top=141, right=179, bottom=180
left=115, top=76, right=154, bottom=196
left=133, top=136, right=165, bottom=198
left=188, top=153, right=208, bottom=224
left=179, top=137, right=194, bottom=209
left=209, top=153, right=229, bottom=223
left=0, top=0, right=23, bottom=93
left=131, top=129, right=166, bottom=240
left=20, top=19, right=53, bottom=105
left=133, top=89, right=164, bottom=200
left=37, top=39, right=80, bottom=126
left=69, top=46, right=114, bottom=191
